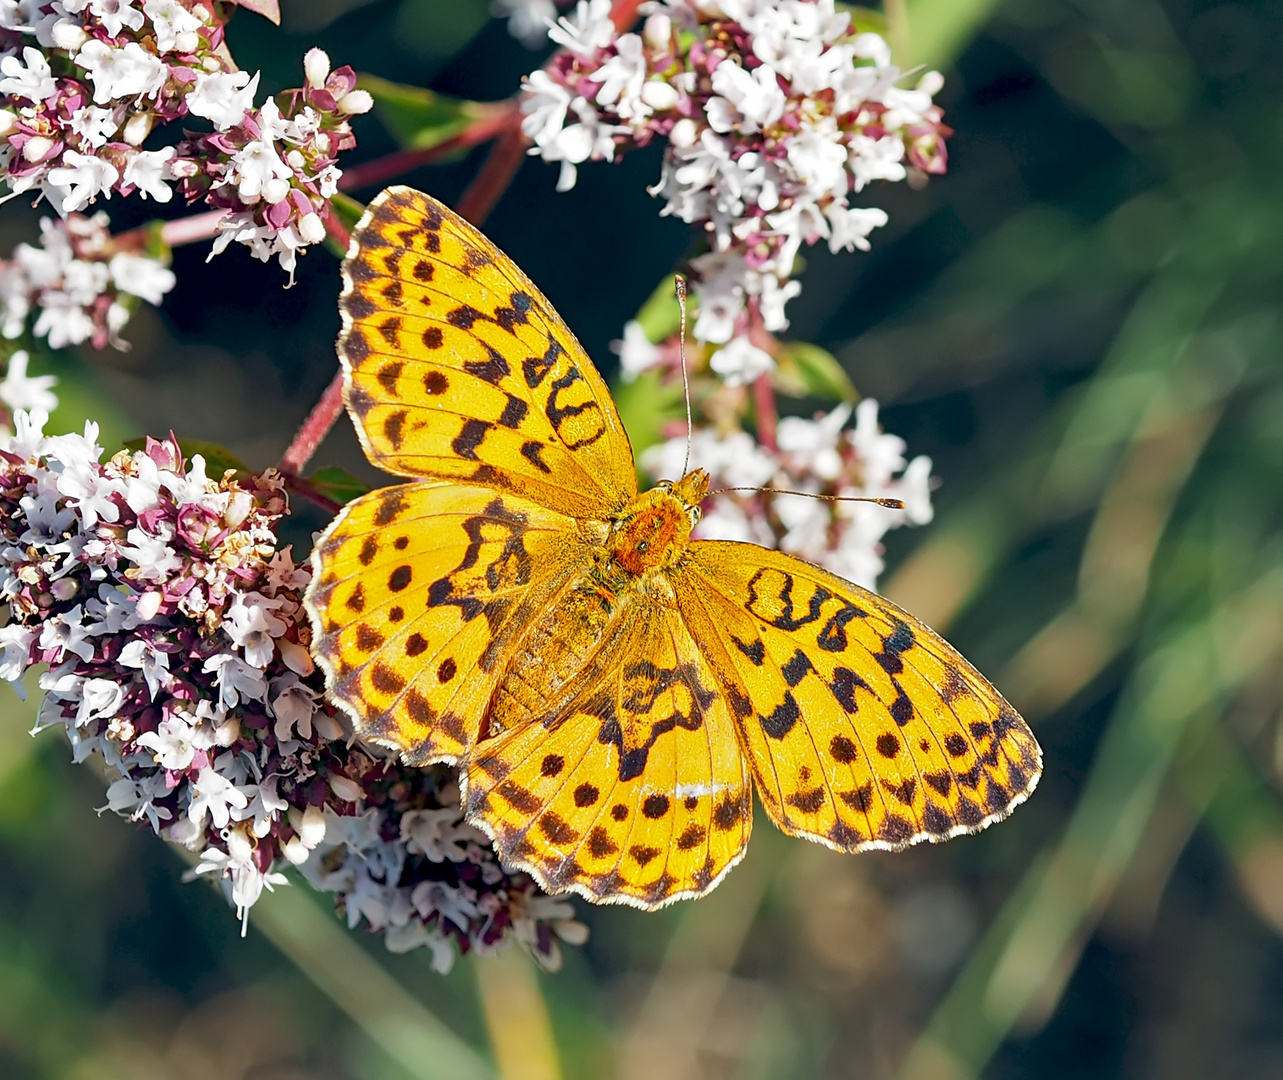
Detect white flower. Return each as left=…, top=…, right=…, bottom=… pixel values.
left=67, top=104, right=121, bottom=149
left=492, top=0, right=556, bottom=47
left=0, top=623, right=34, bottom=684
left=521, top=69, right=573, bottom=147
left=185, top=69, right=259, bottom=130
left=188, top=766, right=249, bottom=829
left=0, top=351, right=58, bottom=413
left=401, top=807, right=481, bottom=863
left=142, top=0, right=201, bottom=52
left=118, top=636, right=171, bottom=699
left=45, top=150, right=119, bottom=213
left=227, top=130, right=293, bottom=202
left=108, top=252, right=176, bottom=304
left=201, top=652, right=268, bottom=709
left=0, top=46, right=57, bottom=104
left=224, top=591, right=288, bottom=668
left=87, top=0, right=146, bottom=38
left=611, top=320, right=663, bottom=378
left=777, top=404, right=851, bottom=481
left=75, top=40, right=166, bottom=105
left=824, top=203, right=888, bottom=253
left=547, top=0, right=615, bottom=57
left=136, top=714, right=197, bottom=770
left=269, top=672, right=318, bottom=741
left=118, top=523, right=183, bottom=580
left=592, top=32, right=650, bottom=122
left=709, top=335, right=774, bottom=386
left=39, top=606, right=96, bottom=662
left=708, top=60, right=787, bottom=133
left=122, top=146, right=175, bottom=202
left=73, top=677, right=124, bottom=728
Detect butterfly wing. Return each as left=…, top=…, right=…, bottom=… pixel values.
left=671, top=543, right=1041, bottom=852
left=306, top=482, right=592, bottom=763
left=336, top=186, right=637, bottom=519
left=462, top=600, right=753, bottom=909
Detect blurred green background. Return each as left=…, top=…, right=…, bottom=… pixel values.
left=4, top=0, right=1283, bottom=1076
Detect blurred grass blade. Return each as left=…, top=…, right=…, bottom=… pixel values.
left=896, top=567, right=1283, bottom=1080
left=475, top=949, right=561, bottom=1080
left=358, top=75, right=496, bottom=151
left=905, top=0, right=1009, bottom=68
left=250, top=884, right=494, bottom=1080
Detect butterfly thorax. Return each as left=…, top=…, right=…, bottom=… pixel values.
left=606, top=469, right=709, bottom=577
left=480, top=471, right=709, bottom=738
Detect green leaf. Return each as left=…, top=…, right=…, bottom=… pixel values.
left=308, top=465, right=371, bottom=505
left=835, top=5, right=887, bottom=34
left=771, top=341, right=858, bottom=402
left=612, top=370, right=686, bottom=467
left=121, top=437, right=248, bottom=476
left=358, top=74, right=492, bottom=151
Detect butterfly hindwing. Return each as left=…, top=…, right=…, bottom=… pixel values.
left=338, top=186, right=638, bottom=520
left=462, top=602, right=752, bottom=908
left=306, top=481, right=591, bottom=763
left=673, top=543, right=1042, bottom=852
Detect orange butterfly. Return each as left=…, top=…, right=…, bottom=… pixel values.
left=305, top=187, right=1041, bottom=909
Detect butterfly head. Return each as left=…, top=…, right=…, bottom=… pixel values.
left=608, top=470, right=709, bottom=577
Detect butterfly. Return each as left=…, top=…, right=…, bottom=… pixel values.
left=304, top=186, right=1042, bottom=909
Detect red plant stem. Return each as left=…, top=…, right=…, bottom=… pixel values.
left=159, top=209, right=227, bottom=247
left=337, top=105, right=519, bottom=194
left=282, top=471, right=344, bottom=516
left=324, top=202, right=352, bottom=252
left=610, top=0, right=646, bottom=31
left=454, top=120, right=529, bottom=225
left=752, top=373, right=778, bottom=451
left=280, top=368, right=346, bottom=477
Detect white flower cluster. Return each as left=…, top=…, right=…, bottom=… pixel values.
left=0, top=5, right=373, bottom=303
left=523, top=0, right=948, bottom=372
left=0, top=211, right=174, bottom=348
left=0, top=0, right=220, bottom=213
left=0, top=410, right=586, bottom=969
left=643, top=399, right=933, bottom=589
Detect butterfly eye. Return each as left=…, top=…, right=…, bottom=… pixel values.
left=689, top=506, right=702, bottom=526
left=637, top=541, right=649, bottom=553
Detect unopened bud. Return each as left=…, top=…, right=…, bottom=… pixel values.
left=644, top=12, right=672, bottom=50
left=297, top=212, right=326, bottom=244
left=281, top=836, right=310, bottom=864
left=0, top=110, right=20, bottom=138
left=299, top=804, right=327, bottom=846
left=51, top=19, right=89, bottom=51
left=22, top=135, right=54, bottom=163
left=335, top=88, right=373, bottom=116
left=50, top=578, right=78, bottom=601
left=641, top=80, right=680, bottom=110
left=285, top=148, right=305, bottom=169
left=304, top=48, right=331, bottom=90
left=261, top=177, right=290, bottom=204
left=174, top=30, right=200, bottom=54
left=122, top=111, right=154, bottom=146
left=669, top=117, right=698, bottom=148
left=916, top=70, right=945, bottom=96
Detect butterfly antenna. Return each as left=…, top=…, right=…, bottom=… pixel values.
left=708, top=485, right=906, bottom=510
left=675, top=274, right=694, bottom=478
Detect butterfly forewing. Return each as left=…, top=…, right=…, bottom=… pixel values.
left=306, top=481, right=591, bottom=763
left=337, top=186, right=637, bottom=520
left=462, top=602, right=752, bottom=908
left=672, top=543, right=1042, bottom=852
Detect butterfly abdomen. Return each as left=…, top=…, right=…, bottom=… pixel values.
left=484, top=578, right=623, bottom=737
